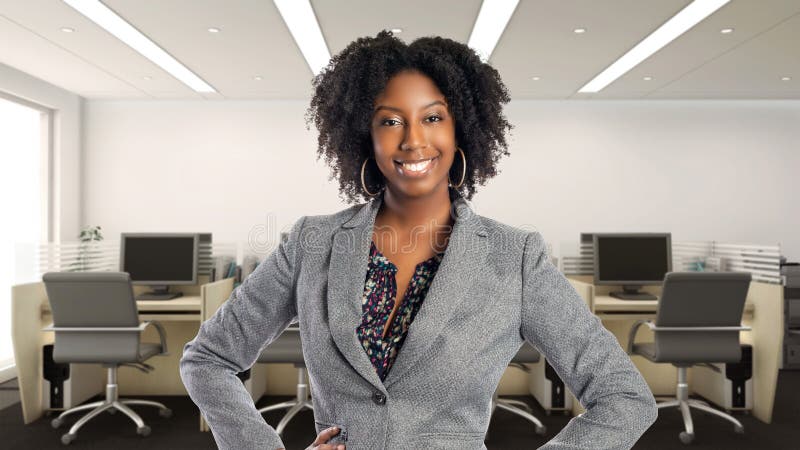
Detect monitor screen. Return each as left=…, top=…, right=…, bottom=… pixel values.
left=121, top=234, right=198, bottom=284
left=593, top=233, right=671, bottom=285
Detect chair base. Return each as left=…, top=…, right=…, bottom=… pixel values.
left=490, top=391, right=546, bottom=435
left=51, top=367, right=171, bottom=445
left=658, top=366, right=744, bottom=445
left=257, top=366, right=313, bottom=436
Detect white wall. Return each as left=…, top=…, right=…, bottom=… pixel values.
left=0, top=61, right=83, bottom=242
left=83, top=100, right=800, bottom=260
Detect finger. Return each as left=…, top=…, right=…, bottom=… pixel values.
left=314, top=445, right=342, bottom=450
left=313, top=426, right=340, bottom=445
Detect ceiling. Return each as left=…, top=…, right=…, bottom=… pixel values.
left=0, top=0, right=798, bottom=100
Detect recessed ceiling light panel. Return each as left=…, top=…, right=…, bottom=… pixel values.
left=63, top=0, right=216, bottom=93
left=467, top=0, right=520, bottom=62
left=579, top=0, right=731, bottom=93
left=274, top=0, right=331, bottom=76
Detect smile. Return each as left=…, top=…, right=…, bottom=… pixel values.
left=393, top=156, right=438, bottom=178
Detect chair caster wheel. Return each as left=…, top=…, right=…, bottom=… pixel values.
left=159, top=408, right=173, bottom=418
left=51, top=418, right=63, bottom=429
left=679, top=431, right=694, bottom=444
left=61, top=433, right=76, bottom=445
left=137, top=425, right=151, bottom=437
left=734, top=425, right=744, bottom=434
left=535, top=425, right=547, bottom=435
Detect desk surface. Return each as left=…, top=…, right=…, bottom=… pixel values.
left=594, top=295, right=756, bottom=314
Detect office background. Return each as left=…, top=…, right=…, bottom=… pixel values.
left=4, top=57, right=800, bottom=260
left=2, top=0, right=799, bottom=448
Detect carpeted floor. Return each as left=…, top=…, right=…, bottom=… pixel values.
left=1, top=370, right=798, bottom=449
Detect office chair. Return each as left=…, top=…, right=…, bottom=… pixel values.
left=42, top=272, right=172, bottom=445
left=489, top=342, right=547, bottom=435
left=256, top=326, right=313, bottom=436
left=628, top=272, right=751, bottom=444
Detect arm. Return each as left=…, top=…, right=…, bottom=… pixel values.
left=180, top=216, right=306, bottom=450
left=519, top=232, right=657, bottom=450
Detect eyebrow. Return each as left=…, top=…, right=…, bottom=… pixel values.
left=374, top=100, right=447, bottom=114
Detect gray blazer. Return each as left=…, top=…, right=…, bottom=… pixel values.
left=180, top=191, right=657, bottom=450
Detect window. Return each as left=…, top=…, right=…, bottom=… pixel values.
left=0, top=95, right=50, bottom=383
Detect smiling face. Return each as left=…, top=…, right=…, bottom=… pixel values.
left=370, top=70, right=457, bottom=200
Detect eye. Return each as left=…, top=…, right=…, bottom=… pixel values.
left=380, top=118, right=401, bottom=127
left=426, top=115, right=443, bottom=123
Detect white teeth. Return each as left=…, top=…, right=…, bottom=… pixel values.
left=401, top=159, right=432, bottom=172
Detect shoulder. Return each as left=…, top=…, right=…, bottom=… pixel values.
left=476, top=214, right=535, bottom=245
left=302, top=203, right=363, bottom=228
left=474, top=214, right=548, bottom=263
left=292, top=202, right=367, bottom=243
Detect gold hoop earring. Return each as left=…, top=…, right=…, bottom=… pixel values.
left=361, top=157, right=381, bottom=197
left=448, top=146, right=466, bottom=189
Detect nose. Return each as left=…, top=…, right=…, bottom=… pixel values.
left=400, top=120, right=428, bottom=152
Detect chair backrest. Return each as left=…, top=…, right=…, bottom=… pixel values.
left=43, top=272, right=141, bottom=363
left=654, top=272, right=751, bottom=364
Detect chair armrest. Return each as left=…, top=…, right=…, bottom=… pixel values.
left=645, top=323, right=752, bottom=332
left=141, top=321, right=168, bottom=355
left=42, top=322, right=168, bottom=355
left=627, top=320, right=651, bottom=354
left=43, top=323, right=148, bottom=332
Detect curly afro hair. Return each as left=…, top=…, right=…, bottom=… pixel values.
left=305, top=30, right=513, bottom=204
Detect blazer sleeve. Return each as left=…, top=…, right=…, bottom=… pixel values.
left=519, top=231, right=657, bottom=450
left=179, top=216, right=306, bottom=450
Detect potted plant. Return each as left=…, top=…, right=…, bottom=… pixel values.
left=69, top=225, right=104, bottom=271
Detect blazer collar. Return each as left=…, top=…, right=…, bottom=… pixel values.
left=327, top=187, right=488, bottom=393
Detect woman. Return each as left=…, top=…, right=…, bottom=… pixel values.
left=180, top=31, right=657, bottom=450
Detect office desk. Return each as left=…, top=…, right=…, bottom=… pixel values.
left=10, top=277, right=258, bottom=428
left=567, top=277, right=783, bottom=424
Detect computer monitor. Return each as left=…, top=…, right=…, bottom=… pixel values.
left=593, top=233, right=672, bottom=300
left=120, top=233, right=199, bottom=300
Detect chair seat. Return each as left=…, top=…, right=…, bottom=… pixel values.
left=510, top=343, right=540, bottom=363
left=258, top=331, right=305, bottom=364
left=631, top=343, right=657, bottom=362
left=139, top=343, right=163, bottom=361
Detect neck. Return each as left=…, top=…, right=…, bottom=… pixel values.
left=377, top=183, right=455, bottom=236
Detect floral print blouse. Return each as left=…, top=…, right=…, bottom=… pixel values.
left=355, top=240, right=445, bottom=382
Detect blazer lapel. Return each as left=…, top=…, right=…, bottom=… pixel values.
left=326, top=188, right=488, bottom=393
left=383, top=195, right=488, bottom=389
left=327, top=196, right=387, bottom=393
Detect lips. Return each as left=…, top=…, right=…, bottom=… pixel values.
left=393, top=156, right=438, bottom=178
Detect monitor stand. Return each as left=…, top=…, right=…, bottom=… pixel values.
left=609, top=285, right=657, bottom=301
left=136, top=285, right=183, bottom=301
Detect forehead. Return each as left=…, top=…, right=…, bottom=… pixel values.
left=373, top=70, right=446, bottom=108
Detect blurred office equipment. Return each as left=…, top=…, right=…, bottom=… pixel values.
left=42, top=272, right=172, bottom=445
left=628, top=272, right=751, bottom=444
left=782, top=260, right=800, bottom=369
left=693, top=344, right=753, bottom=412
left=527, top=356, right=573, bottom=418
left=41, top=344, right=101, bottom=412
left=593, top=233, right=672, bottom=300
left=490, top=342, right=546, bottom=435
left=120, top=233, right=200, bottom=300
